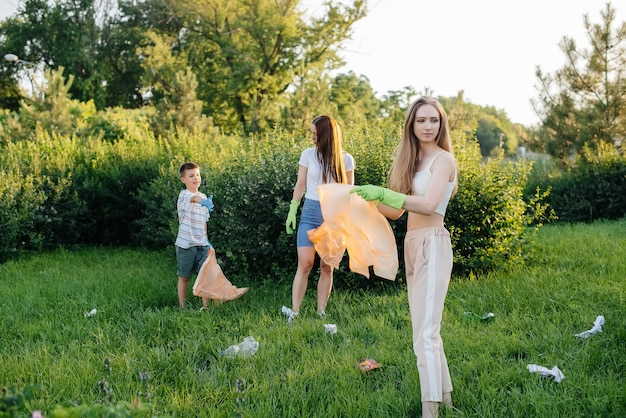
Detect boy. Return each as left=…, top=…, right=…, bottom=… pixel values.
left=175, top=162, right=214, bottom=310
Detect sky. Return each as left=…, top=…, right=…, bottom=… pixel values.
left=2, top=0, right=624, bottom=126
left=299, top=0, right=626, bottom=126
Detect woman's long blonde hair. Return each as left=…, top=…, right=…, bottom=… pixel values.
left=313, top=115, right=348, bottom=184
left=388, top=96, right=453, bottom=193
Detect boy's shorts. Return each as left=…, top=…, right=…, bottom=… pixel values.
left=176, top=245, right=210, bottom=278
left=297, top=199, right=323, bottom=247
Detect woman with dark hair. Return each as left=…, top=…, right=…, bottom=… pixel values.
left=352, top=97, right=458, bottom=418
left=282, top=115, right=355, bottom=321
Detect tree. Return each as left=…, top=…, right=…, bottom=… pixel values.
left=475, top=106, right=520, bottom=157
left=281, top=65, right=335, bottom=132
left=330, top=71, right=381, bottom=127
left=476, top=115, right=504, bottom=157
left=379, top=86, right=418, bottom=128
left=531, top=2, right=626, bottom=160
left=0, top=67, right=22, bottom=111
left=0, top=66, right=98, bottom=142
left=439, top=92, right=479, bottom=137
left=0, top=0, right=112, bottom=107
left=139, top=31, right=214, bottom=135
left=96, top=0, right=156, bottom=108
left=163, top=0, right=366, bottom=133
left=1, top=0, right=366, bottom=134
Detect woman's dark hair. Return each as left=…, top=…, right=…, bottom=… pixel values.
left=312, top=115, right=348, bottom=184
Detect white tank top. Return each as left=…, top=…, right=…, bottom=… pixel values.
left=411, top=151, right=456, bottom=216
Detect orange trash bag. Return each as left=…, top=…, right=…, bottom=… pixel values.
left=193, top=247, right=248, bottom=303
left=307, top=183, right=398, bottom=281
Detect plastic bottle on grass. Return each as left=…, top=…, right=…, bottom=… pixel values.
left=222, top=344, right=240, bottom=358
left=239, top=336, right=259, bottom=358
left=222, top=336, right=259, bottom=359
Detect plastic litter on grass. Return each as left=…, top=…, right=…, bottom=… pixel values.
left=222, top=336, right=259, bottom=359
left=575, top=315, right=605, bottom=339
left=324, top=324, right=337, bottom=334
left=527, top=364, right=565, bottom=383
left=463, top=311, right=495, bottom=322
left=359, top=358, right=382, bottom=372
left=84, top=308, right=97, bottom=318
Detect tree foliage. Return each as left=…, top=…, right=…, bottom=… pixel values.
left=0, top=0, right=366, bottom=133
left=475, top=108, right=520, bottom=157
left=330, top=71, right=381, bottom=126
left=0, top=67, right=21, bottom=111
left=438, top=92, right=523, bottom=158
left=0, top=0, right=530, bottom=142
left=531, top=2, right=626, bottom=160
left=0, top=66, right=99, bottom=143
left=165, top=0, right=366, bottom=132
left=0, top=0, right=114, bottom=107
left=0, top=121, right=551, bottom=275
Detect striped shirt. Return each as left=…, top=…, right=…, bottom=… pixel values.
left=174, top=189, right=210, bottom=249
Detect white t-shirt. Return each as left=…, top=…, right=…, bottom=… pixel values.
left=298, top=147, right=355, bottom=201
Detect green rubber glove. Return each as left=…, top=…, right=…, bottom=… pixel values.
left=285, top=200, right=299, bottom=234
left=350, top=185, right=407, bottom=209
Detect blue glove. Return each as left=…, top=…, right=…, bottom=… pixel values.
left=200, top=195, right=214, bottom=212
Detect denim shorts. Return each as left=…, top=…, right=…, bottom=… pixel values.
left=176, top=244, right=211, bottom=277
left=297, top=199, right=323, bottom=247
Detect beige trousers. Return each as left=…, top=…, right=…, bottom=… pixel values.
left=404, top=227, right=453, bottom=402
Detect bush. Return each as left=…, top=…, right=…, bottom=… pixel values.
left=447, top=140, right=538, bottom=273
left=0, top=134, right=88, bottom=262
left=1, top=123, right=549, bottom=279
left=0, top=61, right=620, bottom=278
left=207, top=141, right=297, bottom=279
left=0, top=170, right=44, bottom=262
left=526, top=143, right=626, bottom=223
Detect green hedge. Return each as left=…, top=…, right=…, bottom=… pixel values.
left=525, top=143, right=626, bottom=223
left=1, top=124, right=546, bottom=279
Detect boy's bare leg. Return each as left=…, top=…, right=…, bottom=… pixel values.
left=178, top=276, right=189, bottom=308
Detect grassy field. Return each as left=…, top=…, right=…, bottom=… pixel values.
left=1, top=219, right=625, bottom=417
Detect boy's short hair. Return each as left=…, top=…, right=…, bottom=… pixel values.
left=179, top=162, right=199, bottom=177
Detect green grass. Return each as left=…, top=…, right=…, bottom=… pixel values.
left=1, top=219, right=625, bottom=417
